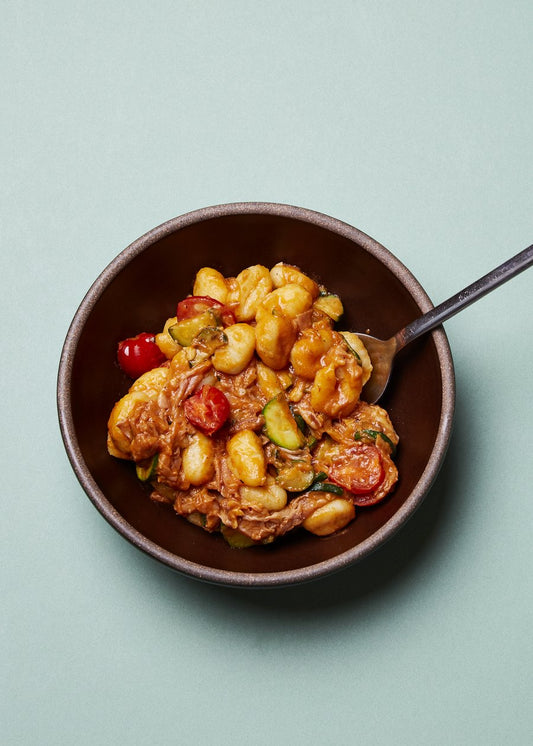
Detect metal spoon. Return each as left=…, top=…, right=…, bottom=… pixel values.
left=359, top=243, right=533, bottom=403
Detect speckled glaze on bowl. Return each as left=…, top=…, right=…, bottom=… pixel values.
left=57, top=203, right=455, bottom=587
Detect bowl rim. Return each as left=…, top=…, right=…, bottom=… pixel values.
left=57, top=201, right=455, bottom=587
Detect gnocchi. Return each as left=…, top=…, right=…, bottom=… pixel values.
left=108, top=261, right=399, bottom=547
left=107, top=391, right=150, bottom=457
left=129, top=366, right=170, bottom=395
left=270, top=262, right=320, bottom=298
left=156, top=316, right=181, bottom=359
left=232, top=264, right=273, bottom=321
left=193, top=267, right=228, bottom=303
left=182, top=432, right=215, bottom=486
left=261, top=284, right=313, bottom=319
left=303, top=498, right=356, bottom=536
left=290, top=324, right=335, bottom=379
left=310, top=345, right=363, bottom=418
left=240, top=478, right=288, bottom=511
left=255, top=307, right=297, bottom=370
left=227, top=429, right=266, bottom=487
left=212, top=323, right=256, bottom=374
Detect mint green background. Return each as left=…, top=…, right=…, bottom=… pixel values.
left=2, top=2, right=532, bottom=744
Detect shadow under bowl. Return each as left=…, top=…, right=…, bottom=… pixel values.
left=57, top=202, right=455, bottom=587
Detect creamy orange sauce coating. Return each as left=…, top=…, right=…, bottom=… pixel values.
left=107, top=263, right=398, bottom=546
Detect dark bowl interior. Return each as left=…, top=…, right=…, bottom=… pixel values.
left=58, top=203, right=455, bottom=587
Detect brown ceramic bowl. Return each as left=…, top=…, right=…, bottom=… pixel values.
left=57, top=203, right=455, bottom=587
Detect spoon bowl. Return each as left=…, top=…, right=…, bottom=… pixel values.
left=357, top=333, right=399, bottom=404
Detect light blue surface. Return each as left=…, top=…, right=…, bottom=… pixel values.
left=2, top=2, right=532, bottom=744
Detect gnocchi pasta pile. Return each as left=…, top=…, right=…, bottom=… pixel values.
left=107, top=263, right=399, bottom=547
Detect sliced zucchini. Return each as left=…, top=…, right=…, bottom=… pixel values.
left=195, top=326, right=226, bottom=342
left=194, top=326, right=228, bottom=355
left=344, top=340, right=361, bottom=361
left=221, top=524, right=257, bottom=549
left=136, top=453, right=158, bottom=481
left=307, top=435, right=318, bottom=450
left=307, top=481, right=344, bottom=496
left=313, top=294, right=344, bottom=322
left=291, top=409, right=309, bottom=435
left=263, top=395, right=306, bottom=450
left=168, top=310, right=215, bottom=346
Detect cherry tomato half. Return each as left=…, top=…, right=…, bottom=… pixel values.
left=117, top=332, right=166, bottom=379
left=176, top=296, right=235, bottom=326
left=183, top=385, right=231, bottom=435
left=329, top=443, right=385, bottom=500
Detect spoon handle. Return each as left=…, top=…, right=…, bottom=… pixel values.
left=396, top=243, right=533, bottom=350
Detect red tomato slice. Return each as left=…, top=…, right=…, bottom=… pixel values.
left=183, top=385, right=231, bottom=435
left=176, top=296, right=235, bottom=326
left=329, top=443, right=385, bottom=500
left=117, top=332, right=166, bottom=378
